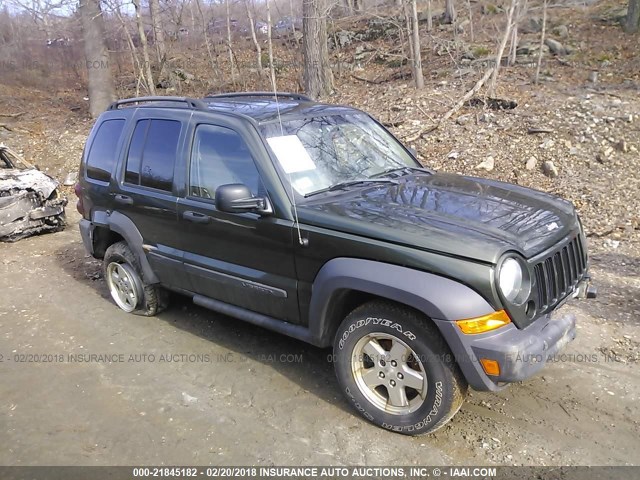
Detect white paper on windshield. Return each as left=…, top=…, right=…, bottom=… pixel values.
left=267, top=135, right=316, bottom=174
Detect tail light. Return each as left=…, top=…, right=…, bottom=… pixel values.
left=74, top=182, right=85, bottom=216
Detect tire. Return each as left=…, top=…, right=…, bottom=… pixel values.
left=333, top=300, right=468, bottom=435
left=103, top=241, right=167, bottom=316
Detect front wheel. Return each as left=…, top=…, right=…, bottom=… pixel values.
left=333, top=301, right=468, bottom=435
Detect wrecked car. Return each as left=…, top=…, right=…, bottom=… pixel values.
left=0, top=145, right=67, bottom=242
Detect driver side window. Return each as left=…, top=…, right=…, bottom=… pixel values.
left=189, top=124, right=261, bottom=200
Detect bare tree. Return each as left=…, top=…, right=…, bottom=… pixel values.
left=626, top=0, right=640, bottom=33
left=466, top=0, right=474, bottom=41
left=226, top=0, right=237, bottom=86
left=194, top=0, right=222, bottom=85
left=149, top=0, right=166, bottom=69
left=404, top=0, right=423, bottom=88
left=9, top=0, right=71, bottom=37
left=302, top=0, right=333, bottom=98
left=266, top=0, right=277, bottom=92
left=79, top=0, right=115, bottom=117
left=132, top=0, right=156, bottom=94
left=244, top=0, right=263, bottom=78
left=444, top=0, right=456, bottom=24
left=534, top=0, right=547, bottom=84
left=488, top=0, right=517, bottom=95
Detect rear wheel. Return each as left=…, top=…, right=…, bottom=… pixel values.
left=333, top=300, right=468, bottom=435
left=103, top=241, right=167, bottom=316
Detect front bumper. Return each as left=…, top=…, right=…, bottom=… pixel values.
left=434, top=311, right=577, bottom=391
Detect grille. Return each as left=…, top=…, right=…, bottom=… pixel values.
left=533, top=235, right=587, bottom=313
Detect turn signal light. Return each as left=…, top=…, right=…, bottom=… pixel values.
left=480, top=358, right=501, bottom=376
left=456, top=310, right=511, bottom=335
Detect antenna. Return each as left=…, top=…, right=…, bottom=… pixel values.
left=267, top=24, right=306, bottom=247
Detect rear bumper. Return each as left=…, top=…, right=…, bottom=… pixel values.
left=434, top=310, right=577, bottom=391
left=79, top=219, right=94, bottom=256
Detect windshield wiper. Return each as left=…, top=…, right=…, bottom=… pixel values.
left=369, top=166, right=431, bottom=178
left=304, top=178, right=398, bottom=198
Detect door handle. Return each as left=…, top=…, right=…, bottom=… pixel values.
left=183, top=211, right=210, bottom=224
left=114, top=194, right=133, bottom=205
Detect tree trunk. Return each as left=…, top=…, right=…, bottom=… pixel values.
left=132, top=0, right=156, bottom=95
left=444, top=0, right=456, bottom=24
left=534, top=0, right=547, bottom=84
left=427, top=0, right=433, bottom=31
left=149, top=0, right=166, bottom=69
left=226, top=0, right=237, bottom=85
left=508, top=22, right=518, bottom=66
left=466, top=0, right=474, bottom=41
left=625, top=0, right=640, bottom=33
left=79, top=0, right=115, bottom=118
left=244, top=0, right=263, bottom=78
left=404, top=0, right=423, bottom=88
left=266, top=0, right=277, bottom=92
left=302, top=0, right=334, bottom=98
left=488, top=0, right=517, bottom=95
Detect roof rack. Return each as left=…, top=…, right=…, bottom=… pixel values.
left=205, top=92, right=312, bottom=102
left=107, top=96, right=208, bottom=111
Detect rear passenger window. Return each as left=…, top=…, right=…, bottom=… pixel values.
left=86, top=119, right=125, bottom=182
left=124, top=119, right=181, bottom=192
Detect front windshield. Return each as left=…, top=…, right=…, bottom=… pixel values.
left=260, top=114, right=420, bottom=197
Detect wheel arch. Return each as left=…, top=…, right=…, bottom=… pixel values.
left=309, top=258, right=495, bottom=347
left=92, top=210, right=159, bottom=284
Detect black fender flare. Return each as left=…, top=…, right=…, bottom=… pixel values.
left=92, top=210, right=159, bottom=284
left=309, top=258, right=495, bottom=347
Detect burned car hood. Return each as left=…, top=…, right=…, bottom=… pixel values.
left=0, top=168, right=59, bottom=198
left=298, top=172, right=578, bottom=263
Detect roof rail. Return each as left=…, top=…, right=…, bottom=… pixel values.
left=205, top=92, right=312, bottom=102
left=107, top=96, right=208, bottom=111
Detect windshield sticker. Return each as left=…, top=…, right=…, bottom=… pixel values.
left=267, top=135, right=317, bottom=174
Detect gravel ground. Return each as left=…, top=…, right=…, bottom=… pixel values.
left=0, top=210, right=638, bottom=466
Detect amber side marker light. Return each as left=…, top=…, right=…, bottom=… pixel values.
left=456, top=310, right=512, bottom=335
left=480, top=358, right=501, bottom=376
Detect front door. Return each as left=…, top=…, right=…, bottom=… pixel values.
left=176, top=122, right=299, bottom=323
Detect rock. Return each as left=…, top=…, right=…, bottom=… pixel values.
left=448, top=151, right=460, bottom=159
left=545, top=38, right=567, bottom=55
left=539, top=138, right=555, bottom=149
left=456, top=114, right=472, bottom=126
left=588, top=71, right=598, bottom=84
left=521, top=16, right=542, bottom=33
left=604, top=239, right=620, bottom=249
left=479, top=112, right=495, bottom=123
left=173, top=68, right=195, bottom=83
left=616, top=140, right=628, bottom=153
left=525, top=156, right=537, bottom=170
left=63, top=171, right=77, bottom=186
left=181, top=392, right=198, bottom=405
left=596, top=146, right=615, bottom=163
left=553, top=25, right=569, bottom=38
left=542, top=160, right=558, bottom=178
left=456, top=19, right=470, bottom=33
left=476, top=156, right=495, bottom=172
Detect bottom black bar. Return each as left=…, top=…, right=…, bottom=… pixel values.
left=0, top=466, right=636, bottom=480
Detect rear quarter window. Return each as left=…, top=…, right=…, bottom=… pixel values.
left=86, top=119, right=126, bottom=182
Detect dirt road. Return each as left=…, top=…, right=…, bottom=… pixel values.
left=1, top=210, right=639, bottom=466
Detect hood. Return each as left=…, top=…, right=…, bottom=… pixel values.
left=298, top=172, right=578, bottom=263
left=0, top=169, right=59, bottom=199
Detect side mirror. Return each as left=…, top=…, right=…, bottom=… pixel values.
left=215, top=184, right=271, bottom=215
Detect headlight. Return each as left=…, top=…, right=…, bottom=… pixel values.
left=498, top=257, right=528, bottom=303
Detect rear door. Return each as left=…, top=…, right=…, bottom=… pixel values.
left=112, top=110, right=191, bottom=291
left=176, top=116, right=299, bottom=323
